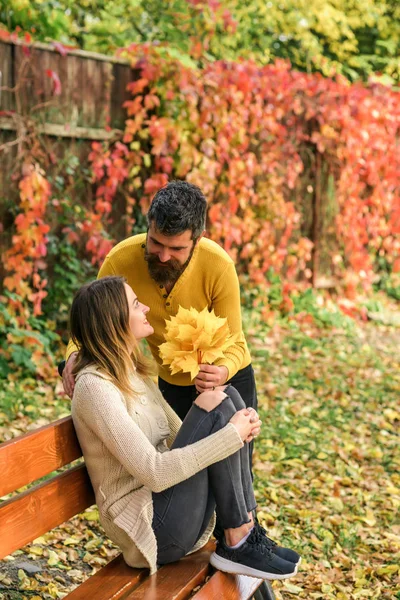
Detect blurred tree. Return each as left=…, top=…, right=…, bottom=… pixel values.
left=1, top=0, right=399, bottom=81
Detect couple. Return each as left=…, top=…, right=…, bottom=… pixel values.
left=67, top=181, right=301, bottom=580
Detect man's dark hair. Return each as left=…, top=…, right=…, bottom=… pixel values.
left=147, top=180, right=207, bottom=240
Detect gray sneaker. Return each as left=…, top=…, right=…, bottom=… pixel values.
left=210, top=528, right=298, bottom=580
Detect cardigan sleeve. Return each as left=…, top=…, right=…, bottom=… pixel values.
left=73, top=374, right=243, bottom=493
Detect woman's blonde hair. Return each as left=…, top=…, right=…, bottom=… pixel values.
left=70, top=276, right=154, bottom=395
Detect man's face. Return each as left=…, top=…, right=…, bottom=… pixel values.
left=145, top=223, right=200, bottom=285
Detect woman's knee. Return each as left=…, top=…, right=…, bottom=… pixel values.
left=194, top=387, right=228, bottom=412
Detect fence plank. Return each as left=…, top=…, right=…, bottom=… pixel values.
left=0, top=39, right=133, bottom=132
left=111, top=62, right=135, bottom=129
left=0, top=116, right=121, bottom=140
left=0, top=41, right=14, bottom=111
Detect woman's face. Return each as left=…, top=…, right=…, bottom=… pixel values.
left=124, top=283, right=154, bottom=340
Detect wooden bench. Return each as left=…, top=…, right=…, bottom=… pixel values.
left=0, top=416, right=275, bottom=600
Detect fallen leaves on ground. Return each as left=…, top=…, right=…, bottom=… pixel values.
left=248, top=313, right=399, bottom=600
left=0, top=300, right=399, bottom=599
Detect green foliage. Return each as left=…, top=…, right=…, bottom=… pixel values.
left=291, top=288, right=355, bottom=329
left=242, top=272, right=355, bottom=334
left=374, top=270, right=400, bottom=302
left=0, top=378, right=45, bottom=419
left=0, top=295, right=61, bottom=379
left=2, top=0, right=400, bottom=81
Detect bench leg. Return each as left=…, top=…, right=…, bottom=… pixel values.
left=253, top=581, right=276, bottom=600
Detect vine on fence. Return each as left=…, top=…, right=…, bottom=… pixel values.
left=91, top=43, right=400, bottom=291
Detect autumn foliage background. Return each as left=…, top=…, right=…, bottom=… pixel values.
left=0, top=4, right=400, bottom=598
left=1, top=29, right=399, bottom=380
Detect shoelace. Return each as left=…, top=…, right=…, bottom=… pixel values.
left=246, top=528, right=274, bottom=557
left=255, top=520, right=277, bottom=549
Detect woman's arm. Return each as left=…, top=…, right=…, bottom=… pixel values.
left=73, top=374, right=243, bottom=493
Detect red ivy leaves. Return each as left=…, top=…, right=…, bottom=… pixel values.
left=3, top=165, right=51, bottom=316
left=46, top=69, right=62, bottom=96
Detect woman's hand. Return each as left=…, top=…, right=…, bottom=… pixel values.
left=230, top=408, right=262, bottom=443
left=245, top=407, right=261, bottom=443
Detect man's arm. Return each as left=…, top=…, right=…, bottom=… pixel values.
left=194, top=261, right=247, bottom=391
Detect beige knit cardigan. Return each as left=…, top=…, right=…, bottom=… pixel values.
left=71, top=366, right=243, bottom=574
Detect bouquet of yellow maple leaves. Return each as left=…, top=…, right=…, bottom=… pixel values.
left=159, top=306, right=237, bottom=380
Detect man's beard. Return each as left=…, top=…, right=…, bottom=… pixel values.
left=145, top=247, right=194, bottom=286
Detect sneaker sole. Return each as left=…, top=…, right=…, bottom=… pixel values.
left=209, top=552, right=298, bottom=580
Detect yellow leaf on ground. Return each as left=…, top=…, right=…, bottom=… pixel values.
left=270, top=489, right=279, bottom=503
left=29, top=545, right=44, bottom=556
left=63, top=536, right=80, bottom=545
left=32, top=536, right=47, bottom=544
left=47, top=550, right=60, bottom=566
left=85, top=538, right=101, bottom=550
left=328, top=497, right=344, bottom=511
left=283, top=581, right=303, bottom=594
left=362, top=509, right=376, bottom=526
left=18, top=569, right=29, bottom=581
left=81, top=509, right=99, bottom=521
left=44, top=582, right=63, bottom=598
left=376, top=564, right=399, bottom=576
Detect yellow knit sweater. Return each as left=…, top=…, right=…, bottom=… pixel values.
left=71, top=365, right=244, bottom=574
left=67, top=234, right=251, bottom=385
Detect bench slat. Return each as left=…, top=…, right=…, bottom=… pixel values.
left=0, top=416, right=82, bottom=497
left=192, top=571, right=263, bottom=599
left=66, top=554, right=147, bottom=600
left=125, top=542, right=214, bottom=600
left=0, top=464, right=94, bottom=559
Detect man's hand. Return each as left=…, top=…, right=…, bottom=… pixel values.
left=63, top=352, right=78, bottom=398
left=194, top=364, right=228, bottom=393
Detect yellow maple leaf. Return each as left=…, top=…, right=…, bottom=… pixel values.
left=159, top=306, right=237, bottom=379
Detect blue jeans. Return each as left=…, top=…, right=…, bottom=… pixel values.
left=152, top=385, right=256, bottom=565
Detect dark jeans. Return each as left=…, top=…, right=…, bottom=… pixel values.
left=159, top=363, right=258, bottom=472
left=159, top=363, right=258, bottom=419
left=152, top=385, right=256, bottom=566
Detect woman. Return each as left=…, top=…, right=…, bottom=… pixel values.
left=70, top=276, right=300, bottom=579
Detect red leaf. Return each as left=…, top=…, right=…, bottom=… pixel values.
left=52, top=41, right=68, bottom=56
left=45, top=69, right=62, bottom=96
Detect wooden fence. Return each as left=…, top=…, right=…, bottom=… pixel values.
left=0, top=38, right=137, bottom=283
left=0, top=38, right=134, bottom=138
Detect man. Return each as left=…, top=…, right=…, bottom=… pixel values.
left=63, top=180, right=257, bottom=422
